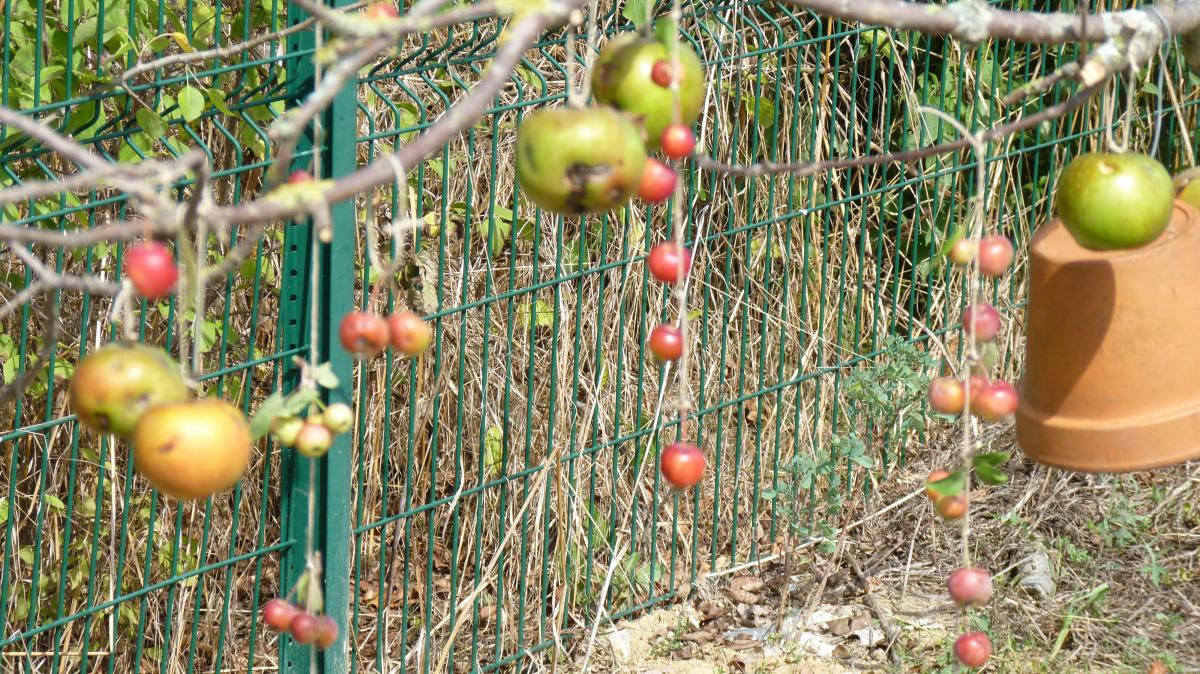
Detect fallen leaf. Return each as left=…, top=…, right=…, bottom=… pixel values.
left=726, top=587, right=760, bottom=604
left=729, top=575, right=766, bottom=594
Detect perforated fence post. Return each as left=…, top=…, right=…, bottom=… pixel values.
left=317, top=0, right=360, bottom=669
left=281, top=1, right=319, bottom=672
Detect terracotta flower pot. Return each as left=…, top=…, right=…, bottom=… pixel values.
left=1016, top=200, right=1200, bottom=472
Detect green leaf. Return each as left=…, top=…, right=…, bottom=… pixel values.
left=206, top=88, right=233, bottom=115
left=652, top=16, right=677, bottom=45
left=475, top=208, right=513, bottom=257
left=45, top=494, right=66, bottom=512
left=926, top=470, right=966, bottom=498
left=972, top=451, right=1011, bottom=469
left=135, top=107, right=167, bottom=141
left=312, top=363, right=339, bottom=389
left=178, top=85, right=204, bottom=122
left=623, top=0, right=655, bottom=26
left=250, top=391, right=286, bottom=440
left=975, top=464, right=1009, bottom=486
left=742, top=95, right=776, bottom=129
left=280, top=388, right=320, bottom=417
left=484, top=426, right=504, bottom=477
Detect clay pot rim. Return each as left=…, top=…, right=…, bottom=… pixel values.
left=1040, top=200, right=1198, bottom=263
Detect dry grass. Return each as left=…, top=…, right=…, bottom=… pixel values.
left=1, top=1, right=1198, bottom=672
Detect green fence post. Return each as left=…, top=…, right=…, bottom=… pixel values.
left=280, top=2, right=319, bottom=672
left=318, top=0, right=360, bottom=666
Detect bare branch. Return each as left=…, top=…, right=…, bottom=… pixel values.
left=0, top=156, right=201, bottom=207
left=787, top=0, right=1200, bottom=45
left=8, top=244, right=121, bottom=296
left=214, top=0, right=581, bottom=227
left=0, top=107, right=108, bottom=171
left=115, top=22, right=318, bottom=86
left=697, top=82, right=1104, bottom=178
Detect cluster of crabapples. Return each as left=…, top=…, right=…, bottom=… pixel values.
left=927, top=233, right=1019, bottom=437
left=514, top=28, right=709, bottom=493
left=68, top=241, right=252, bottom=502
left=261, top=598, right=338, bottom=650
left=338, top=309, right=432, bottom=360
left=270, top=402, right=354, bottom=458
left=515, top=29, right=701, bottom=215
left=917, top=478, right=996, bottom=668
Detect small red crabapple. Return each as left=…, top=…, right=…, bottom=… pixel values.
left=289, top=613, right=320, bottom=644
left=947, top=567, right=993, bottom=607
left=660, top=124, right=696, bottom=160
left=973, top=380, right=1019, bottom=422
left=928, top=376, right=965, bottom=415
left=262, top=599, right=298, bottom=632
left=935, top=493, right=968, bottom=520
left=647, top=242, right=692, bottom=284
left=639, top=158, right=677, bottom=203
left=365, top=2, right=398, bottom=19
left=953, top=631, right=992, bottom=668
left=961, top=303, right=1001, bottom=342
left=648, top=324, right=684, bottom=362
left=125, top=241, right=179, bottom=299
left=660, top=442, right=705, bottom=489
left=925, top=469, right=952, bottom=502
left=978, top=234, right=1015, bottom=277
left=339, top=311, right=389, bottom=359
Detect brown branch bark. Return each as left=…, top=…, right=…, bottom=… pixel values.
left=787, top=0, right=1200, bottom=44
left=213, top=0, right=581, bottom=228
left=697, top=82, right=1103, bottom=178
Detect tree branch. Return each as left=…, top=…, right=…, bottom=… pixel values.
left=697, top=82, right=1104, bottom=178
left=213, top=0, right=581, bottom=227
left=787, top=0, right=1200, bottom=45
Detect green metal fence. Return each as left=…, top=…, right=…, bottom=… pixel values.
left=1, top=0, right=1196, bottom=672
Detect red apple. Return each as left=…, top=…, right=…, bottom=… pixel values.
left=290, top=613, right=320, bottom=644
left=313, top=616, right=339, bottom=649
left=648, top=324, right=684, bottom=362
left=961, top=303, right=1001, bottom=342
left=948, top=238, right=977, bottom=265
left=947, top=567, right=993, bottom=607
left=978, top=235, right=1014, bottom=277
left=125, top=241, right=179, bottom=299
left=963, top=374, right=988, bottom=410
left=288, top=170, right=313, bottom=183
left=648, top=242, right=692, bottom=284
left=262, top=598, right=298, bottom=632
left=650, top=59, right=678, bottom=87
left=365, top=1, right=397, bottom=18
left=928, top=376, right=965, bottom=415
left=660, top=442, right=705, bottom=489
left=935, top=493, right=968, bottom=521
left=295, top=422, right=333, bottom=458
left=953, top=631, right=992, bottom=668
left=387, top=310, right=432, bottom=357
left=925, top=469, right=952, bottom=502
left=660, top=124, right=696, bottom=160
left=639, top=158, right=677, bottom=203
left=973, top=380, right=1018, bottom=422
left=339, top=311, right=389, bottom=359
